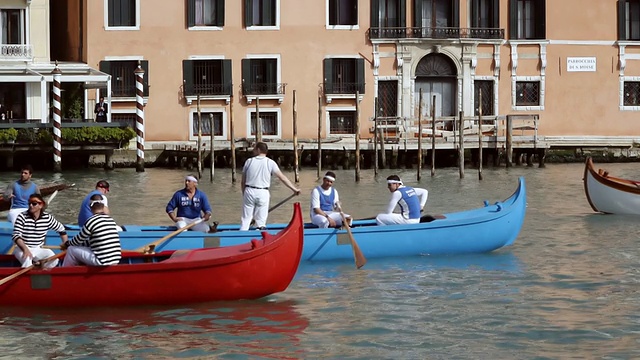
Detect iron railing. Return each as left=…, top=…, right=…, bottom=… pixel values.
left=369, top=27, right=504, bottom=40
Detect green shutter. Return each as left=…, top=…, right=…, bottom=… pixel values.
left=323, top=59, right=333, bottom=94
left=399, top=0, right=406, bottom=28
left=244, top=0, right=252, bottom=27
left=242, top=59, right=251, bottom=95
left=509, top=0, right=517, bottom=39
left=356, top=58, right=365, bottom=94
left=452, top=0, right=459, bottom=28
left=187, top=0, right=195, bottom=27
left=414, top=0, right=422, bottom=28
left=535, top=0, right=545, bottom=39
left=222, top=59, right=232, bottom=96
left=618, top=1, right=627, bottom=40
left=183, top=60, right=194, bottom=96
left=471, top=0, right=479, bottom=27
left=329, top=0, right=337, bottom=24
left=99, top=60, right=111, bottom=75
left=216, top=0, right=225, bottom=26
left=370, top=0, right=380, bottom=28
left=263, top=0, right=274, bottom=26
left=492, top=0, right=500, bottom=28
left=141, top=60, right=150, bottom=96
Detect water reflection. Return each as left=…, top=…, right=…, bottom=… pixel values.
left=0, top=300, right=309, bottom=359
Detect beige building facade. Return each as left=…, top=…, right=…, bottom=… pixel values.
left=10, top=0, right=640, bottom=149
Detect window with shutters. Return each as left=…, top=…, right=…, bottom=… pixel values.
left=509, top=0, right=545, bottom=40
left=183, top=59, right=232, bottom=100
left=470, top=0, right=501, bottom=39
left=187, top=0, right=225, bottom=28
left=619, top=0, right=640, bottom=41
left=245, top=0, right=279, bottom=29
left=106, top=0, right=140, bottom=30
left=241, top=56, right=285, bottom=103
left=248, top=109, right=280, bottom=138
left=327, top=0, right=358, bottom=29
left=323, top=58, right=365, bottom=103
left=369, top=0, right=406, bottom=39
left=99, top=60, right=149, bottom=98
left=190, top=110, right=225, bottom=139
left=411, top=0, right=459, bottom=39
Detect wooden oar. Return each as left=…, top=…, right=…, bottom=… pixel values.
left=6, top=190, right=60, bottom=255
left=250, top=193, right=297, bottom=228
left=135, top=218, right=204, bottom=253
left=336, top=202, right=366, bottom=269
left=0, top=251, right=67, bottom=287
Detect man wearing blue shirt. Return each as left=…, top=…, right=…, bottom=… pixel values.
left=78, top=180, right=110, bottom=227
left=166, top=175, right=212, bottom=232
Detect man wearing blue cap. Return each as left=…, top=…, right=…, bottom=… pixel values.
left=166, top=175, right=212, bottom=232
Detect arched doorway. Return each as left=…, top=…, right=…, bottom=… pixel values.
left=415, top=53, right=457, bottom=117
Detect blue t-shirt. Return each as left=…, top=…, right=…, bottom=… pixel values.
left=166, top=188, right=212, bottom=219
left=11, top=181, right=37, bottom=209
left=78, top=190, right=103, bottom=226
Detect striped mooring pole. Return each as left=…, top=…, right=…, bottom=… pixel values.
left=51, top=61, right=62, bottom=173
left=135, top=62, right=145, bottom=172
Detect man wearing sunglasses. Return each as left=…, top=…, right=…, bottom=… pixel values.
left=375, top=175, right=429, bottom=226
left=6, top=165, right=40, bottom=225
left=12, top=194, right=67, bottom=269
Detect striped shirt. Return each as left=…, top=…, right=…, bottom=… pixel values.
left=12, top=211, right=65, bottom=247
left=69, top=213, right=121, bottom=265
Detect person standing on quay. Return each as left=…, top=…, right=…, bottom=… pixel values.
left=6, top=165, right=40, bottom=225
left=94, top=96, right=108, bottom=123
left=310, top=171, right=350, bottom=228
left=240, top=142, right=300, bottom=231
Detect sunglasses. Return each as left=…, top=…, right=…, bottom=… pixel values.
left=29, top=201, right=43, bottom=206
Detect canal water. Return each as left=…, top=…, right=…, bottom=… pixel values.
left=0, top=163, right=639, bottom=359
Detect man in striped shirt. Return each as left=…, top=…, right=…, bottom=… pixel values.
left=61, top=195, right=121, bottom=266
left=12, top=194, right=67, bottom=269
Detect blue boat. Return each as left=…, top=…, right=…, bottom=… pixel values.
left=0, top=177, right=526, bottom=262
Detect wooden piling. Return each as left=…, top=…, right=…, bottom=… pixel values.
left=431, top=95, right=436, bottom=177
left=230, top=100, right=237, bottom=183
left=506, top=115, right=513, bottom=168
left=458, top=110, right=465, bottom=179
left=196, top=95, right=202, bottom=179
left=379, top=123, right=386, bottom=169
left=317, top=95, right=322, bottom=178
left=373, top=97, right=379, bottom=176
left=417, top=90, right=423, bottom=181
left=293, top=90, right=299, bottom=182
left=255, top=97, right=262, bottom=143
left=355, top=91, right=361, bottom=182
left=209, top=113, right=214, bottom=181
left=478, top=91, right=484, bottom=180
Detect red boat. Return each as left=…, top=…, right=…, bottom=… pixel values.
left=0, top=203, right=304, bottom=307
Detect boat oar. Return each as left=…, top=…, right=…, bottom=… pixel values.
left=6, top=190, right=60, bottom=255
left=336, top=202, right=366, bottom=269
left=135, top=218, right=204, bottom=253
left=0, top=251, right=66, bottom=287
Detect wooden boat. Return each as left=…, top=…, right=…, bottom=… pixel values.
left=583, top=157, right=640, bottom=214
left=0, top=177, right=526, bottom=261
left=0, top=202, right=303, bottom=307
left=0, top=182, right=74, bottom=212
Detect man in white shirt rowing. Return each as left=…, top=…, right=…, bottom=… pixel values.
left=310, top=171, right=350, bottom=228
left=376, top=175, right=429, bottom=226
left=240, top=142, right=300, bottom=231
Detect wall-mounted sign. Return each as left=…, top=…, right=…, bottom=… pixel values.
left=567, top=57, right=596, bottom=72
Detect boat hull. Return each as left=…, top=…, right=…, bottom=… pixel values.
left=583, top=157, right=640, bottom=214
left=0, top=177, right=526, bottom=262
left=0, top=203, right=303, bottom=307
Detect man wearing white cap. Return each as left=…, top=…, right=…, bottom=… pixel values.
left=375, top=174, right=428, bottom=226
left=240, top=142, right=300, bottom=231
left=166, top=175, right=212, bottom=232
left=310, top=171, right=350, bottom=228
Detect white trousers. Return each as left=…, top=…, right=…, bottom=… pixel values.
left=14, top=246, right=58, bottom=269
left=376, top=213, right=420, bottom=226
left=176, top=217, right=209, bottom=232
left=240, top=188, right=270, bottom=231
left=8, top=208, right=27, bottom=225
left=62, top=246, right=101, bottom=267
left=311, top=211, right=348, bottom=228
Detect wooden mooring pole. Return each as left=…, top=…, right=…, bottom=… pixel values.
left=293, top=90, right=299, bottom=183
left=478, top=91, right=484, bottom=181
left=209, top=113, right=214, bottom=181
left=374, top=97, right=379, bottom=176
left=458, top=110, right=465, bottom=179
left=196, top=95, right=202, bottom=179
left=255, top=97, right=262, bottom=143
left=317, top=95, right=322, bottom=178
left=431, top=95, right=436, bottom=177
left=355, top=91, right=361, bottom=182
left=506, top=115, right=513, bottom=168
left=230, top=100, right=237, bottom=183
left=417, top=90, right=423, bottom=181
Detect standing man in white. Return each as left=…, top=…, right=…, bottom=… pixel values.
left=310, top=171, right=350, bottom=228
left=240, top=142, right=300, bottom=231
